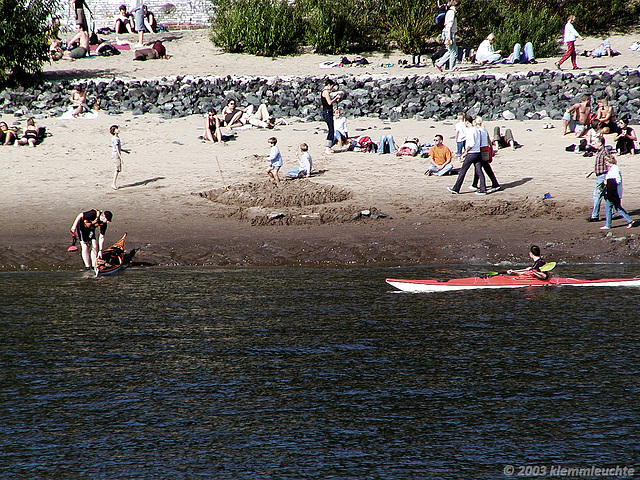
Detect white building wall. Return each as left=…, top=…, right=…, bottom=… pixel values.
left=58, top=0, right=213, bottom=30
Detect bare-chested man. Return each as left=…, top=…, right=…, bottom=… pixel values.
left=562, top=94, right=591, bottom=137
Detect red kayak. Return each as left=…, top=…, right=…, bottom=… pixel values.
left=386, top=275, right=640, bottom=293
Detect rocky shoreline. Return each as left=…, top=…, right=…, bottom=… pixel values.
left=5, top=68, right=640, bottom=123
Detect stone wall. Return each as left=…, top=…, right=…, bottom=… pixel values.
left=57, top=0, right=213, bottom=30
left=3, top=70, right=640, bottom=123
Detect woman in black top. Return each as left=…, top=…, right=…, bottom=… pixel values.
left=321, top=79, right=341, bottom=155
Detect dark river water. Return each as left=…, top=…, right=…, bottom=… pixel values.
left=1, top=265, right=638, bottom=479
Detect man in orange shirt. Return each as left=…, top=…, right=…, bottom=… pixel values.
left=425, top=134, right=453, bottom=176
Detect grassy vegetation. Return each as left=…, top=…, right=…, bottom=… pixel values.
left=209, top=0, right=640, bottom=57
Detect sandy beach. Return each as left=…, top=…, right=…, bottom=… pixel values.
left=3, top=29, right=640, bottom=271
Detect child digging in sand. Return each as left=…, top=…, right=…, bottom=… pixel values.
left=110, top=125, right=129, bottom=190
left=266, top=136, right=282, bottom=183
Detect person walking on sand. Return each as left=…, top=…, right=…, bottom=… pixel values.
left=601, top=156, right=635, bottom=230
left=266, top=137, right=282, bottom=183
left=447, top=115, right=486, bottom=195
left=586, top=136, right=611, bottom=223
left=110, top=125, right=129, bottom=190
left=70, top=209, right=113, bottom=270
left=555, top=15, right=583, bottom=70
left=321, top=78, right=341, bottom=155
left=507, top=245, right=550, bottom=280
left=435, top=0, right=460, bottom=72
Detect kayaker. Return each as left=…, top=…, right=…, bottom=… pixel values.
left=70, top=209, right=113, bottom=270
left=507, top=245, right=549, bottom=280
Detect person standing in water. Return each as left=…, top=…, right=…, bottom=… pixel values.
left=70, top=209, right=113, bottom=270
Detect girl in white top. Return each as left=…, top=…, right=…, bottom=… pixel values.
left=454, top=112, right=466, bottom=159
left=556, top=15, right=583, bottom=70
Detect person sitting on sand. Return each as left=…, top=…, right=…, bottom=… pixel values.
left=70, top=209, right=113, bottom=270
left=333, top=108, right=348, bottom=147
left=493, top=126, right=517, bottom=151
left=114, top=4, right=134, bottom=34
left=475, top=33, right=502, bottom=64
left=17, top=118, right=38, bottom=147
left=142, top=5, right=157, bottom=33
left=220, top=99, right=244, bottom=128
left=425, top=134, right=453, bottom=176
left=64, top=28, right=90, bottom=60
left=562, top=94, right=591, bottom=137
left=0, top=122, right=18, bottom=145
left=49, top=17, right=64, bottom=61
left=203, top=109, right=222, bottom=142
left=507, top=245, right=550, bottom=280
left=583, top=120, right=603, bottom=154
left=287, top=143, right=312, bottom=178
left=266, top=136, right=282, bottom=183
left=70, top=84, right=88, bottom=117
left=614, top=118, right=636, bottom=155
left=595, top=98, right=615, bottom=134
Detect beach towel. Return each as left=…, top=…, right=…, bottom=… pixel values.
left=60, top=107, right=99, bottom=120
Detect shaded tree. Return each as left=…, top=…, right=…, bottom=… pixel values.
left=0, top=0, right=60, bottom=86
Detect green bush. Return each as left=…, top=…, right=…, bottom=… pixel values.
left=493, top=6, right=562, bottom=58
left=386, top=0, right=433, bottom=54
left=303, top=0, right=354, bottom=54
left=210, top=0, right=302, bottom=56
left=298, top=0, right=387, bottom=53
left=0, top=0, right=60, bottom=86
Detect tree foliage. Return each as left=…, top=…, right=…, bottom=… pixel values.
left=0, top=0, right=60, bottom=86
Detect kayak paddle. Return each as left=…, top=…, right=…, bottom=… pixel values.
left=484, top=261, right=556, bottom=276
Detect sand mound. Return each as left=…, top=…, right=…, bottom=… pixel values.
left=196, top=181, right=353, bottom=207
left=194, top=181, right=392, bottom=226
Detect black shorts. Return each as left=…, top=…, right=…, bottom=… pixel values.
left=77, top=226, right=96, bottom=243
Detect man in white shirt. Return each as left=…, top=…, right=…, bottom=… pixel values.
left=435, top=0, right=460, bottom=72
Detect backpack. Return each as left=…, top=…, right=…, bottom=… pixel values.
left=97, top=44, right=120, bottom=56
left=435, top=5, right=447, bottom=29
left=357, top=136, right=377, bottom=153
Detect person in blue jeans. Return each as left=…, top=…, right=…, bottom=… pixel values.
left=505, top=42, right=535, bottom=64
left=377, top=134, right=397, bottom=154
left=435, top=0, right=459, bottom=72
left=601, top=155, right=634, bottom=230
left=587, top=137, right=611, bottom=222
